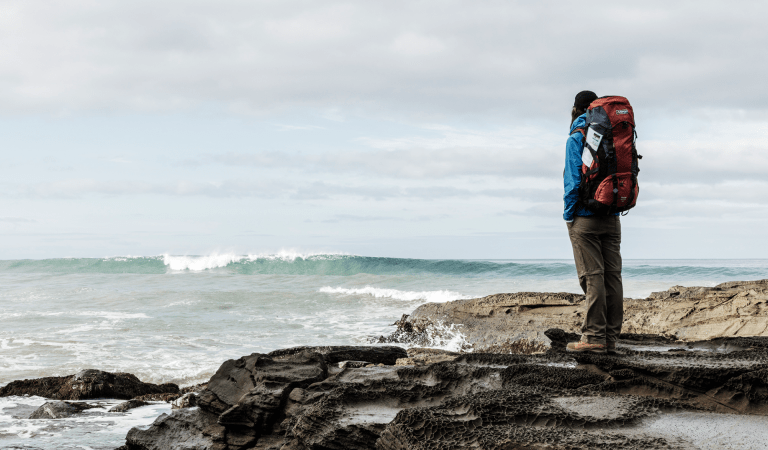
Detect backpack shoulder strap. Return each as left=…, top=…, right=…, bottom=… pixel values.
left=571, top=127, right=586, bottom=144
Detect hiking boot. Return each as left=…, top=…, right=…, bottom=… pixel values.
left=566, top=339, right=606, bottom=354
left=606, top=342, right=624, bottom=356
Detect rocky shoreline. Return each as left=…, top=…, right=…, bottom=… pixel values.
left=2, top=280, right=767, bottom=449
left=377, top=279, right=768, bottom=353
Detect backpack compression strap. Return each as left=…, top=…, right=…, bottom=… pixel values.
left=572, top=127, right=601, bottom=177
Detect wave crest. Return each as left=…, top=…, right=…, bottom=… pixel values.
left=246, top=250, right=349, bottom=262
left=163, top=253, right=241, bottom=271
left=163, top=251, right=350, bottom=271
left=319, top=286, right=469, bottom=303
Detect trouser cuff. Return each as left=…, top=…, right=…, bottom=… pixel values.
left=583, top=335, right=605, bottom=345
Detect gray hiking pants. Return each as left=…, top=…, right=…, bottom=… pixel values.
left=567, top=215, right=624, bottom=345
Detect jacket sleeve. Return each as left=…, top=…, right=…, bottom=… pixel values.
left=563, top=132, right=583, bottom=221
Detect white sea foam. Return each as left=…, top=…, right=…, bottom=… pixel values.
left=0, top=395, right=170, bottom=447
left=246, top=249, right=348, bottom=261
left=162, top=250, right=349, bottom=271
left=163, top=253, right=241, bottom=271
left=164, top=300, right=200, bottom=307
left=427, top=322, right=472, bottom=352
left=319, top=286, right=470, bottom=303
left=0, top=311, right=148, bottom=321
left=395, top=320, right=471, bottom=352
left=76, top=311, right=150, bottom=320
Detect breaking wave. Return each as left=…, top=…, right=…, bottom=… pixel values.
left=319, top=286, right=470, bottom=303
left=0, top=254, right=765, bottom=281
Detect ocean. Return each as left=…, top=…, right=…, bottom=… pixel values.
left=1, top=254, right=767, bottom=449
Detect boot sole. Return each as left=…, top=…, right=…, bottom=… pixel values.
left=566, top=347, right=606, bottom=354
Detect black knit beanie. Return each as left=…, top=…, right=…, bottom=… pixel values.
left=574, top=90, right=598, bottom=110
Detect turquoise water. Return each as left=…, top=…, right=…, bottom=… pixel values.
left=0, top=254, right=766, bottom=448
left=2, top=254, right=766, bottom=385
left=3, top=254, right=767, bottom=279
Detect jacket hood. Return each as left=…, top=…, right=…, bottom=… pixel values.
left=569, top=113, right=587, bottom=134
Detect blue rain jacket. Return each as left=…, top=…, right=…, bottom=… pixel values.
left=563, top=113, right=594, bottom=221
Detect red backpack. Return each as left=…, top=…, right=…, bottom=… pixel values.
left=574, top=96, right=641, bottom=214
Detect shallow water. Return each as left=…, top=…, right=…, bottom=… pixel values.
left=0, top=255, right=766, bottom=448
left=0, top=395, right=171, bottom=449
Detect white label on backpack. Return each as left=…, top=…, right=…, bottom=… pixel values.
left=585, top=128, right=603, bottom=151
left=582, top=147, right=593, bottom=167
left=616, top=109, right=629, bottom=115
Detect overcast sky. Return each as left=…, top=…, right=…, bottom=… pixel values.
left=1, top=0, right=767, bottom=259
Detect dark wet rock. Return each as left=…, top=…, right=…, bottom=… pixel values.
left=29, top=400, right=98, bottom=419
left=338, top=360, right=377, bottom=369
left=395, top=348, right=460, bottom=366
left=572, top=342, right=768, bottom=414
left=130, top=383, right=206, bottom=403
left=125, top=408, right=227, bottom=450
left=0, top=369, right=179, bottom=401
left=172, top=392, right=197, bottom=409
left=268, top=345, right=407, bottom=365
left=543, top=328, right=581, bottom=351
left=376, top=389, right=683, bottom=450
left=119, top=338, right=768, bottom=450
left=502, top=364, right=607, bottom=390
left=126, top=351, right=329, bottom=449
left=110, top=399, right=150, bottom=413
left=132, top=392, right=181, bottom=402
left=120, top=277, right=768, bottom=450
left=181, top=382, right=208, bottom=394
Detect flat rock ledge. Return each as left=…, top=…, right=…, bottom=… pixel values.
left=118, top=337, right=768, bottom=450
left=0, top=368, right=180, bottom=401
left=378, top=279, right=768, bottom=353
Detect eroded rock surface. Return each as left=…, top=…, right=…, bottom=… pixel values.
left=29, top=400, right=98, bottom=419
left=268, top=345, right=407, bottom=365
left=110, top=399, right=150, bottom=413
left=380, top=280, right=768, bottom=353
left=0, top=369, right=179, bottom=401
left=121, top=338, right=768, bottom=450
left=120, top=281, right=768, bottom=449
left=625, top=280, right=768, bottom=340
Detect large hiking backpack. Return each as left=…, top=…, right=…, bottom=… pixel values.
left=574, top=96, right=641, bottom=215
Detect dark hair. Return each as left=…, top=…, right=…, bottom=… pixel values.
left=571, top=106, right=586, bottom=125
left=572, top=90, right=597, bottom=124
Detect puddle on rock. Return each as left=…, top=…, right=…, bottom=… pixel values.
left=337, top=404, right=403, bottom=426
left=622, top=341, right=751, bottom=354
left=553, top=396, right=634, bottom=421
left=541, top=361, right=578, bottom=369
left=640, top=411, right=768, bottom=450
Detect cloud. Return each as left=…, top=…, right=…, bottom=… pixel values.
left=5, top=177, right=557, bottom=201
left=2, top=1, right=768, bottom=117
left=315, top=213, right=450, bottom=223
left=0, top=217, right=36, bottom=223
left=0, top=1, right=765, bottom=259
left=274, top=124, right=326, bottom=131
left=8, top=179, right=285, bottom=199
left=210, top=147, right=564, bottom=179
left=182, top=116, right=766, bottom=186
left=19, top=176, right=766, bottom=215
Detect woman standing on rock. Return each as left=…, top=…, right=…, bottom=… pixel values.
left=563, top=90, right=623, bottom=354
